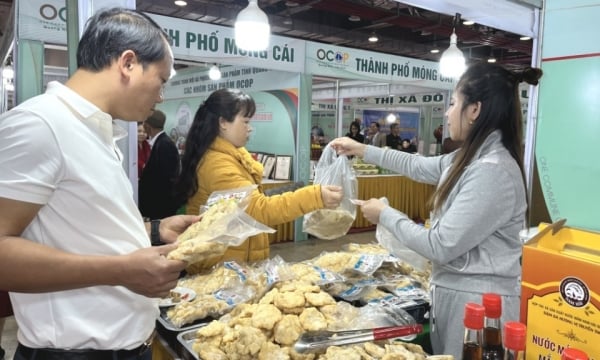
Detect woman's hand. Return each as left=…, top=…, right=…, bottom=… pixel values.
left=360, top=198, right=387, bottom=224
left=320, top=185, right=343, bottom=209
left=329, top=137, right=367, bottom=158
left=159, top=215, right=201, bottom=243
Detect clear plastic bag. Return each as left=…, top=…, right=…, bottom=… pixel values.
left=168, top=186, right=274, bottom=264
left=303, top=144, right=358, bottom=240
left=375, top=197, right=429, bottom=272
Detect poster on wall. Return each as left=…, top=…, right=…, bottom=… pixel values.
left=158, top=65, right=300, bottom=158
left=361, top=109, right=420, bottom=144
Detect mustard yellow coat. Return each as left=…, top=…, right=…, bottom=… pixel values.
left=185, top=137, right=324, bottom=273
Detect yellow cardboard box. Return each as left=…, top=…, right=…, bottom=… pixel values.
left=521, top=219, right=600, bottom=359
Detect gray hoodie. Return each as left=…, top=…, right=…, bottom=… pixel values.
left=364, top=130, right=525, bottom=296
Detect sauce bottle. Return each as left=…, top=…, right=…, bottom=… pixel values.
left=561, top=348, right=588, bottom=360
left=463, top=302, right=485, bottom=360
left=483, top=293, right=504, bottom=360
left=503, top=321, right=526, bottom=360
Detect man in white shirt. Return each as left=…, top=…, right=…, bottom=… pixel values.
left=0, top=8, right=197, bottom=360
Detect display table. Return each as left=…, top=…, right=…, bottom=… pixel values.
left=261, top=179, right=295, bottom=243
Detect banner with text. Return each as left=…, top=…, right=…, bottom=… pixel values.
left=305, top=42, right=455, bottom=90
left=146, top=13, right=304, bottom=74
left=163, top=65, right=300, bottom=100
left=350, top=92, right=446, bottom=107
left=17, top=1, right=305, bottom=74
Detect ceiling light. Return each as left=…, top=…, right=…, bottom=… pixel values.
left=462, top=20, right=475, bottom=26
left=174, top=0, right=187, bottom=6
left=208, top=64, right=221, bottom=80
left=348, top=15, right=361, bottom=22
left=386, top=113, right=397, bottom=123
left=487, top=48, right=496, bottom=63
left=2, top=64, right=13, bottom=80
left=368, top=32, right=378, bottom=43
left=519, top=36, right=532, bottom=41
left=2, top=63, right=14, bottom=92
left=430, top=48, right=439, bottom=54
left=439, top=14, right=466, bottom=79
left=234, top=0, right=271, bottom=51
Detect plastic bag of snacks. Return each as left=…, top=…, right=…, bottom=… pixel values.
left=303, top=144, right=358, bottom=240
left=168, top=186, right=274, bottom=264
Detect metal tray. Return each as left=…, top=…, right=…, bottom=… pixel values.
left=177, top=328, right=201, bottom=360
left=157, top=307, right=213, bottom=332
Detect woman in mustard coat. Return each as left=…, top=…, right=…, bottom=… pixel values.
left=175, top=88, right=343, bottom=273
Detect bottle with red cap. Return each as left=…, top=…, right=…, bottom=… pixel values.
left=463, top=302, right=486, bottom=360
left=483, top=293, right=504, bottom=360
left=561, top=348, right=588, bottom=360
left=503, top=321, right=526, bottom=360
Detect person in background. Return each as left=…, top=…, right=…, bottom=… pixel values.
left=345, top=120, right=364, bottom=144
left=311, top=124, right=326, bottom=146
left=330, top=63, right=542, bottom=358
left=386, top=123, right=402, bottom=149
left=365, top=121, right=386, bottom=147
left=442, top=136, right=463, bottom=154
left=0, top=8, right=198, bottom=359
left=399, top=138, right=417, bottom=153
left=0, top=291, right=12, bottom=360
left=139, top=110, right=181, bottom=219
left=175, top=88, right=343, bottom=273
left=137, top=122, right=151, bottom=179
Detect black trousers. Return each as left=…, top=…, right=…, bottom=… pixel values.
left=14, top=343, right=152, bottom=360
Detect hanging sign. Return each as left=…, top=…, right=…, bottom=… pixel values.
left=305, top=42, right=455, bottom=90
left=16, top=1, right=305, bottom=74
left=17, top=0, right=132, bottom=43
left=350, top=92, right=446, bottom=106
left=146, top=14, right=305, bottom=73
left=17, top=0, right=67, bottom=43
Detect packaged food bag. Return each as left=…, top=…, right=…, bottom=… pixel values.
left=168, top=186, right=274, bottom=264
left=375, top=197, right=429, bottom=272
left=303, top=144, right=358, bottom=239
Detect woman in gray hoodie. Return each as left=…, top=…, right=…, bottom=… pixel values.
left=330, top=62, right=542, bottom=358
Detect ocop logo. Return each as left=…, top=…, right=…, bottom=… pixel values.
left=40, top=4, right=67, bottom=22
left=316, top=49, right=349, bottom=64
left=560, top=277, right=589, bottom=308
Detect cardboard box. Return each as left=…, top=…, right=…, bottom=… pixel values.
left=521, top=219, right=600, bottom=359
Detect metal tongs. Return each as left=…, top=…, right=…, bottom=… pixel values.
left=294, top=323, right=423, bottom=354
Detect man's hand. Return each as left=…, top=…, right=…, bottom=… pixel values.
left=121, top=244, right=187, bottom=298
left=159, top=214, right=200, bottom=244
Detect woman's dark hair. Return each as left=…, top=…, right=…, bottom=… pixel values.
left=431, top=62, right=543, bottom=213
left=350, top=121, right=361, bottom=132
left=77, top=8, right=169, bottom=71
left=174, top=88, right=256, bottom=207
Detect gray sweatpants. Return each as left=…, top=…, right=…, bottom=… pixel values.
left=429, top=285, right=521, bottom=358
